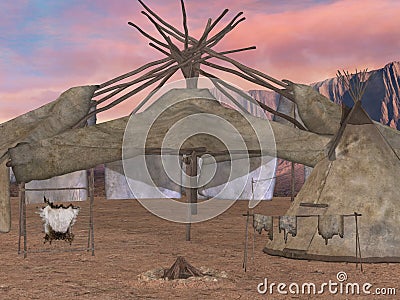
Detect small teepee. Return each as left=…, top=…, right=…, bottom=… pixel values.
left=264, top=70, right=400, bottom=262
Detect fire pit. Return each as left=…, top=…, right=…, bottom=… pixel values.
left=138, top=256, right=228, bottom=284
left=163, top=256, right=203, bottom=280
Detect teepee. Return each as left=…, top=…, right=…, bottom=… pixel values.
left=264, top=70, right=400, bottom=262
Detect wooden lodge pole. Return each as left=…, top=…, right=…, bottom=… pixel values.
left=0, top=160, right=11, bottom=233
left=185, top=151, right=198, bottom=241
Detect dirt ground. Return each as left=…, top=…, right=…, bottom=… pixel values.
left=0, top=197, right=398, bottom=299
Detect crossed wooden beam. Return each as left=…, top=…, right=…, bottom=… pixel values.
left=73, top=0, right=304, bottom=130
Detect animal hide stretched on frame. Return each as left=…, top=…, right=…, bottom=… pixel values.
left=38, top=198, right=80, bottom=244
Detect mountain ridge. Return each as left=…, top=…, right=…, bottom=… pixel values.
left=249, top=61, right=400, bottom=196
left=312, top=61, right=400, bottom=129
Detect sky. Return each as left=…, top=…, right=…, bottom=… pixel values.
left=0, top=0, right=399, bottom=123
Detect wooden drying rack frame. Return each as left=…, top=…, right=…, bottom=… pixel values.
left=242, top=211, right=363, bottom=271
left=17, top=169, right=95, bottom=258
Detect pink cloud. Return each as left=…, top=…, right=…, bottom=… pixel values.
left=0, top=0, right=398, bottom=124
left=0, top=0, right=29, bottom=28
left=0, top=89, right=60, bottom=121
left=216, top=0, right=400, bottom=83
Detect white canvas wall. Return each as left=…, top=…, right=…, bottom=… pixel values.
left=105, top=161, right=134, bottom=199
left=106, top=157, right=276, bottom=201
left=105, top=156, right=182, bottom=199
left=203, top=88, right=277, bottom=201
left=198, top=157, right=277, bottom=200
left=105, top=88, right=278, bottom=201
left=25, top=171, right=88, bottom=204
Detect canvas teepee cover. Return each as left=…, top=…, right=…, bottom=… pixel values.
left=264, top=101, right=400, bottom=262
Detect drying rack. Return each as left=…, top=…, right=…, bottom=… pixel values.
left=18, top=169, right=95, bottom=258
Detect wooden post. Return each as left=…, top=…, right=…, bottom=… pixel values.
left=18, top=182, right=27, bottom=258
left=18, top=183, right=23, bottom=255
left=185, top=220, right=191, bottom=241
left=189, top=151, right=198, bottom=216
left=87, top=168, right=95, bottom=256
left=0, top=160, right=10, bottom=233
left=185, top=151, right=198, bottom=241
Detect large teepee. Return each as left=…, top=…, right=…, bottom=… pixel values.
left=264, top=71, right=400, bottom=262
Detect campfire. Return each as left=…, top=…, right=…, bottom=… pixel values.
left=137, top=256, right=228, bottom=284
left=163, top=256, right=203, bottom=280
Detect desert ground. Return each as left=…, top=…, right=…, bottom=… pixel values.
left=0, top=190, right=399, bottom=300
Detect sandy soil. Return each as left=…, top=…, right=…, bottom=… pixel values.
left=0, top=197, right=398, bottom=300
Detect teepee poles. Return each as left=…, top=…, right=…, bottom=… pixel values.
left=328, top=69, right=370, bottom=160
left=72, top=0, right=300, bottom=130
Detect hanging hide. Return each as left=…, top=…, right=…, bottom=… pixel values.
left=253, top=214, right=273, bottom=240
left=318, top=215, right=344, bottom=245
left=39, top=198, right=80, bottom=244
left=279, top=216, right=297, bottom=243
